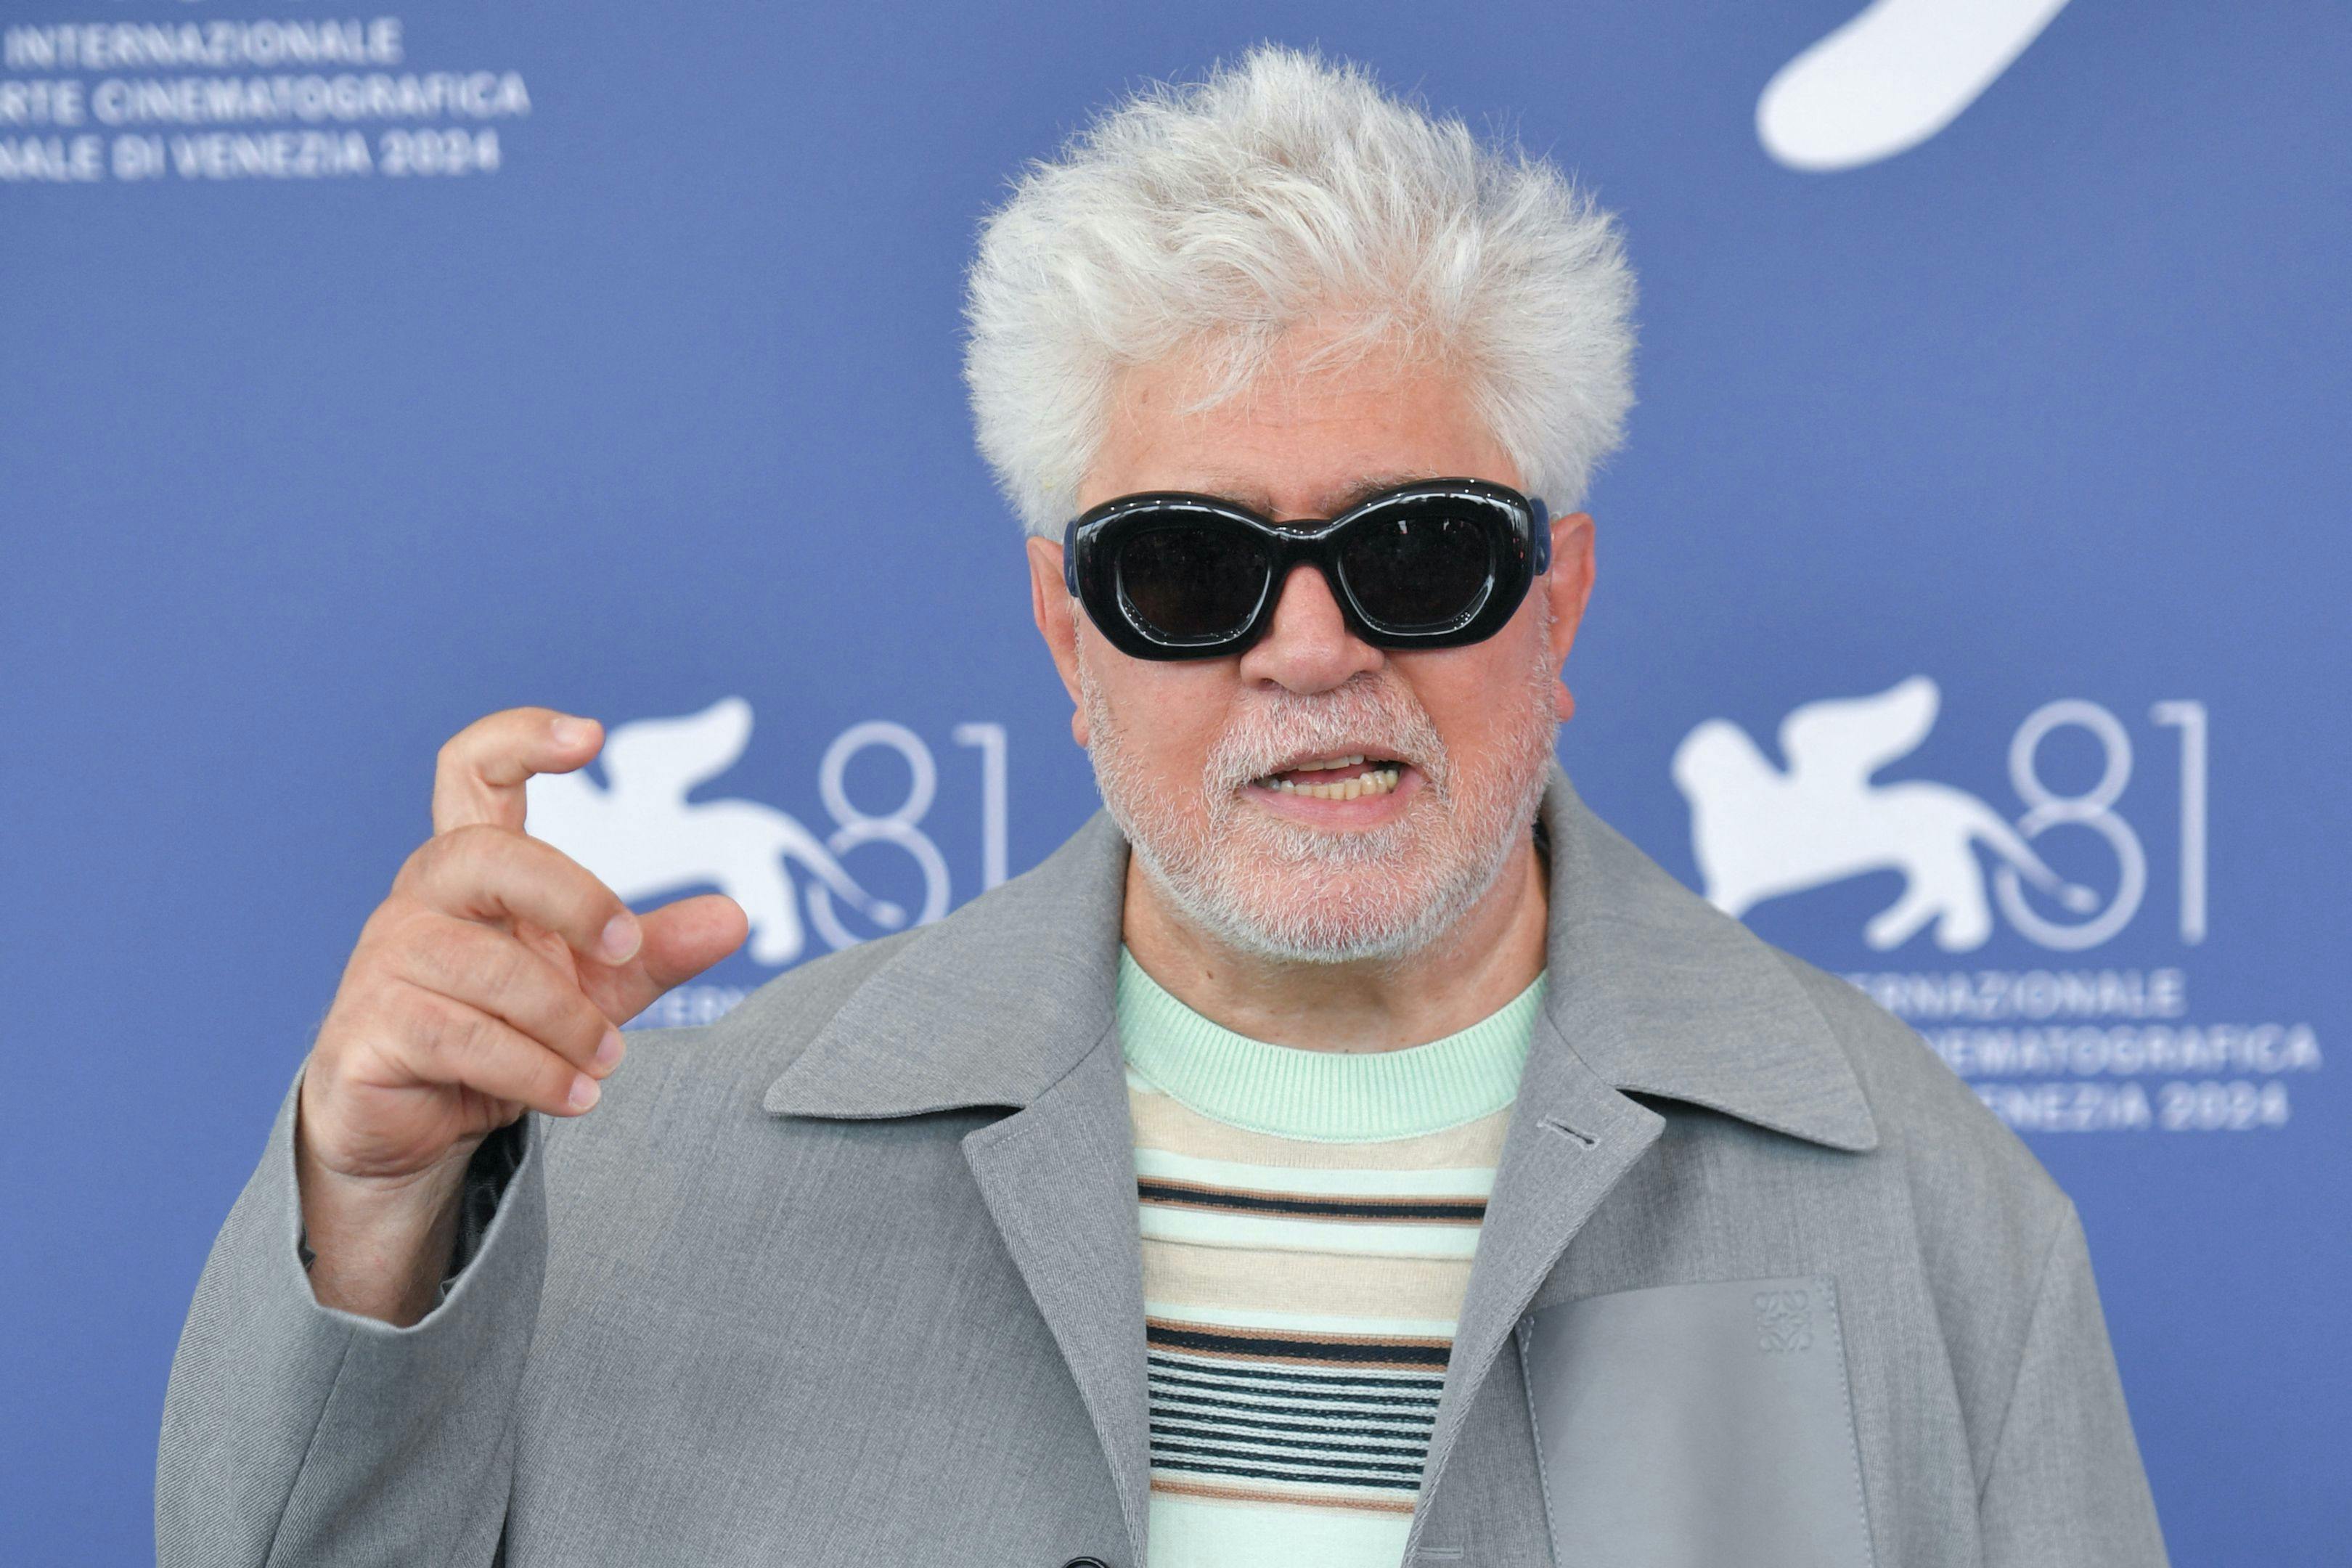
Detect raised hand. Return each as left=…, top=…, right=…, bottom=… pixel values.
left=293, top=707, right=748, bottom=1323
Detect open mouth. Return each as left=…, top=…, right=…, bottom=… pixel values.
left=1251, top=754, right=1405, bottom=801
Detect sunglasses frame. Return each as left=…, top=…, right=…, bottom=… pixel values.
left=1062, top=477, right=1551, bottom=661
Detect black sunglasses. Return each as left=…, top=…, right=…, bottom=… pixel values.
left=1062, top=477, right=1550, bottom=661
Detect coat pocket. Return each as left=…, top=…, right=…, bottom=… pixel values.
left=1516, top=1275, right=1874, bottom=1568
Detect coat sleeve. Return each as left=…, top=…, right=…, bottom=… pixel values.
left=156, top=1062, right=547, bottom=1567
left=1976, top=1202, right=2170, bottom=1567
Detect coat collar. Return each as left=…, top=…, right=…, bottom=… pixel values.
left=763, top=767, right=1877, bottom=1154
left=761, top=802, right=1128, bottom=1119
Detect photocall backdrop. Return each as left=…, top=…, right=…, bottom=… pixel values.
left=4, top=1, right=2344, bottom=1559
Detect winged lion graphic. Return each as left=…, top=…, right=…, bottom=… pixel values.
left=1673, top=676, right=2096, bottom=951
left=526, top=697, right=905, bottom=966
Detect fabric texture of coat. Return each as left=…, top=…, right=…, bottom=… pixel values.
left=158, top=769, right=2170, bottom=1566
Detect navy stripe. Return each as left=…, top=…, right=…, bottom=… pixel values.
left=1138, top=1180, right=1486, bottom=1223
left=1148, top=1369, right=1442, bottom=1410
left=1148, top=1324, right=1453, bottom=1368
left=1152, top=1416, right=1429, bottom=1456
left=1153, top=1408, right=1430, bottom=1442
left=1147, top=1384, right=1439, bottom=1424
left=1151, top=1455, right=1424, bottom=1490
left=1152, top=1401, right=1429, bottom=1438
left=1152, top=1437, right=1427, bottom=1469
left=1157, top=1447, right=1429, bottom=1485
left=1150, top=1455, right=1424, bottom=1493
left=1151, top=1361, right=1442, bottom=1395
left=1148, top=1381, right=1438, bottom=1417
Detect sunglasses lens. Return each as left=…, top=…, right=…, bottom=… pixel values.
left=1337, top=506, right=1497, bottom=632
left=1114, top=524, right=1267, bottom=645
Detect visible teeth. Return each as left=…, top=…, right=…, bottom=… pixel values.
left=1265, top=767, right=1401, bottom=801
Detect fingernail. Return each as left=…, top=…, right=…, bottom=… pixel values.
left=568, top=1072, right=600, bottom=1111
left=552, top=715, right=593, bottom=747
left=599, top=912, right=640, bottom=963
left=594, top=1028, right=626, bottom=1072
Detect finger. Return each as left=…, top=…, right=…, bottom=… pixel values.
left=433, top=706, right=603, bottom=836
left=391, top=982, right=604, bottom=1116
left=400, top=825, right=642, bottom=967
left=581, top=894, right=749, bottom=1024
left=391, top=914, right=626, bottom=1078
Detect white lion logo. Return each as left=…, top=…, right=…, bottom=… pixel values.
left=1673, top=676, right=2095, bottom=951
left=526, top=697, right=905, bottom=965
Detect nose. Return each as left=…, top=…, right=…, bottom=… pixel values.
left=1236, top=563, right=1384, bottom=695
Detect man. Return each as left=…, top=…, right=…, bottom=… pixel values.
left=159, top=46, right=2167, bottom=1568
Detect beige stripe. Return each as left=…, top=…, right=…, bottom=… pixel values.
left=1129, top=1084, right=1512, bottom=1169
left=1150, top=1476, right=1416, bottom=1515
left=1143, top=1236, right=1475, bottom=1322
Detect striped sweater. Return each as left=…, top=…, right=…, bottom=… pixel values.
left=1116, top=949, right=1543, bottom=1568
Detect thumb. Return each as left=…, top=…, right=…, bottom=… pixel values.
left=589, top=894, right=749, bottom=1023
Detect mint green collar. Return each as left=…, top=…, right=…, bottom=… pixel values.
left=1114, top=947, right=1544, bottom=1142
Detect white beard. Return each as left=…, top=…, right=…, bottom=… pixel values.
left=1079, top=644, right=1558, bottom=965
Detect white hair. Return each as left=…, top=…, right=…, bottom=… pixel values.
left=963, top=43, right=1638, bottom=536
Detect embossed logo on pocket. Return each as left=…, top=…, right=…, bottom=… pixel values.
left=1519, top=1277, right=1876, bottom=1566
left=1753, top=1289, right=1813, bottom=1352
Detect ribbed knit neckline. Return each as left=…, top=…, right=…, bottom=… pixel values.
left=1115, top=947, right=1545, bottom=1143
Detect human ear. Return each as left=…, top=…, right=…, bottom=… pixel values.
left=1026, top=536, right=1091, bottom=747
left=1543, top=512, right=1597, bottom=722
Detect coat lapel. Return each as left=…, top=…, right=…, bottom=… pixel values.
left=763, top=812, right=1153, bottom=1562
left=961, top=1032, right=1152, bottom=1564
left=1405, top=1007, right=1663, bottom=1556
left=759, top=812, right=1130, bottom=1121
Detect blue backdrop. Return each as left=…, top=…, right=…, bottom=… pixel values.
left=5, top=2, right=2344, bottom=1560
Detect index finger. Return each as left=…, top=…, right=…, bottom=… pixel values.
left=433, top=706, right=603, bottom=835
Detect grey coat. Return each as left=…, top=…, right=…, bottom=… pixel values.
left=158, top=770, right=2169, bottom=1566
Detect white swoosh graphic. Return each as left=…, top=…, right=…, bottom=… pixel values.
left=1758, top=0, right=2073, bottom=172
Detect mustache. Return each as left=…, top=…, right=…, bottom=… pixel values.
left=1204, top=679, right=1449, bottom=792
